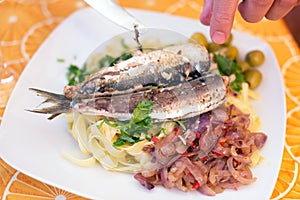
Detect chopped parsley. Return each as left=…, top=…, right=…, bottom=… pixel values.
left=98, top=52, right=133, bottom=68
left=66, top=52, right=133, bottom=86
left=214, top=54, right=246, bottom=92
left=66, top=64, right=92, bottom=86
left=57, top=58, right=65, bottom=63
left=114, top=99, right=153, bottom=146
left=174, top=119, right=187, bottom=131
left=98, top=100, right=154, bottom=147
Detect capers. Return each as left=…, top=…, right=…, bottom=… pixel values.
left=245, top=50, right=265, bottom=67
left=208, top=43, right=223, bottom=52
left=237, top=61, right=251, bottom=72
left=244, top=69, right=262, bottom=89
left=225, top=46, right=239, bottom=60
left=189, top=32, right=208, bottom=48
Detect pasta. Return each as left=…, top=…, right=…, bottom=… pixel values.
left=63, top=112, right=153, bottom=172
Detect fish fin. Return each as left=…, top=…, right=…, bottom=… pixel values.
left=27, top=88, right=72, bottom=119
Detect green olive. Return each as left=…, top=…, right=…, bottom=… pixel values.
left=225, top=46, right=239, bottom=60
left=189, top=32, right=208, bottom=48
left=245, top=50, right=265, bottom=67
left=223, top=33, right=233, bottom=46
left=208, top=43, right=223, bottom=52
left=244, top=69, right=263, bottom=89
left=237, top=61, right=251, bottom=72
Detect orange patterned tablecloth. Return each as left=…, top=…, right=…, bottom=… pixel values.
left=0, top=0, right=300, bottom=199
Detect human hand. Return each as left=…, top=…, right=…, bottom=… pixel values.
left=200, top=0, right=300, bottom=44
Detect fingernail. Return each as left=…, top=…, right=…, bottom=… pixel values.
left=212, top=31, right=226, bottom=44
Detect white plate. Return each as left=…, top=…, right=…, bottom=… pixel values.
left=0, top=8, right=286, bottom=200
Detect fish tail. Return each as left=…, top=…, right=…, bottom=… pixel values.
left=27, top=88, right=72, bottom=120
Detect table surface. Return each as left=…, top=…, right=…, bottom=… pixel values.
left=0, top=0, right=300, bottom=199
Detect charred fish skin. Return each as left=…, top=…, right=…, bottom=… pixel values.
left=64, top=50, right=189, bottom=98
left=70, top=73, right=227, bottom=121
left=80, top=50, right=191, bottom=93
left=64, top=43, right=210, bottom=99
left=164, top=43, right=210, bottom=75
left=150, top=73, right=226, bottom=121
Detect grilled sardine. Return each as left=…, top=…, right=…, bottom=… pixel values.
left=28, top=74, right=227, bottom=121
left=64, top=43, right=210, bottom=99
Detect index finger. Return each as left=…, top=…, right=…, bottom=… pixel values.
left=210, top=0, right=239, bottom=44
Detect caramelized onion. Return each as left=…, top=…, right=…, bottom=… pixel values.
left=198, top=184, right=216, bottom=196
left=227, top=157, right=256, bottom=185
left=160, top=167, right=173, bottom=189
left=135, top=105, right=267, bottom=196
left=134, top=173, right=154, bottom=190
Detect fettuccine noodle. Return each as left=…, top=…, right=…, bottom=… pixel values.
left=226, top=82, right=261, bottom=131
left=63, top=112, right=153, bottom=172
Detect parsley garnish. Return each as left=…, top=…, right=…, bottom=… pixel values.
left=57, top=58, right=65, bottom=63
left=98, top=52, right=133, bottom=67
left=98, top=100, right=154, bottom=147
left=174, top=120, right=186, bottom=131
left=214, top=54, right=245, bottom=92
left=66, top=64, right=92, bottom=85
left=114, top=100, right=153, bottom=146
left=66, top=52, right=133, bottom=86
left=97, top=100, right=154, bottom=147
